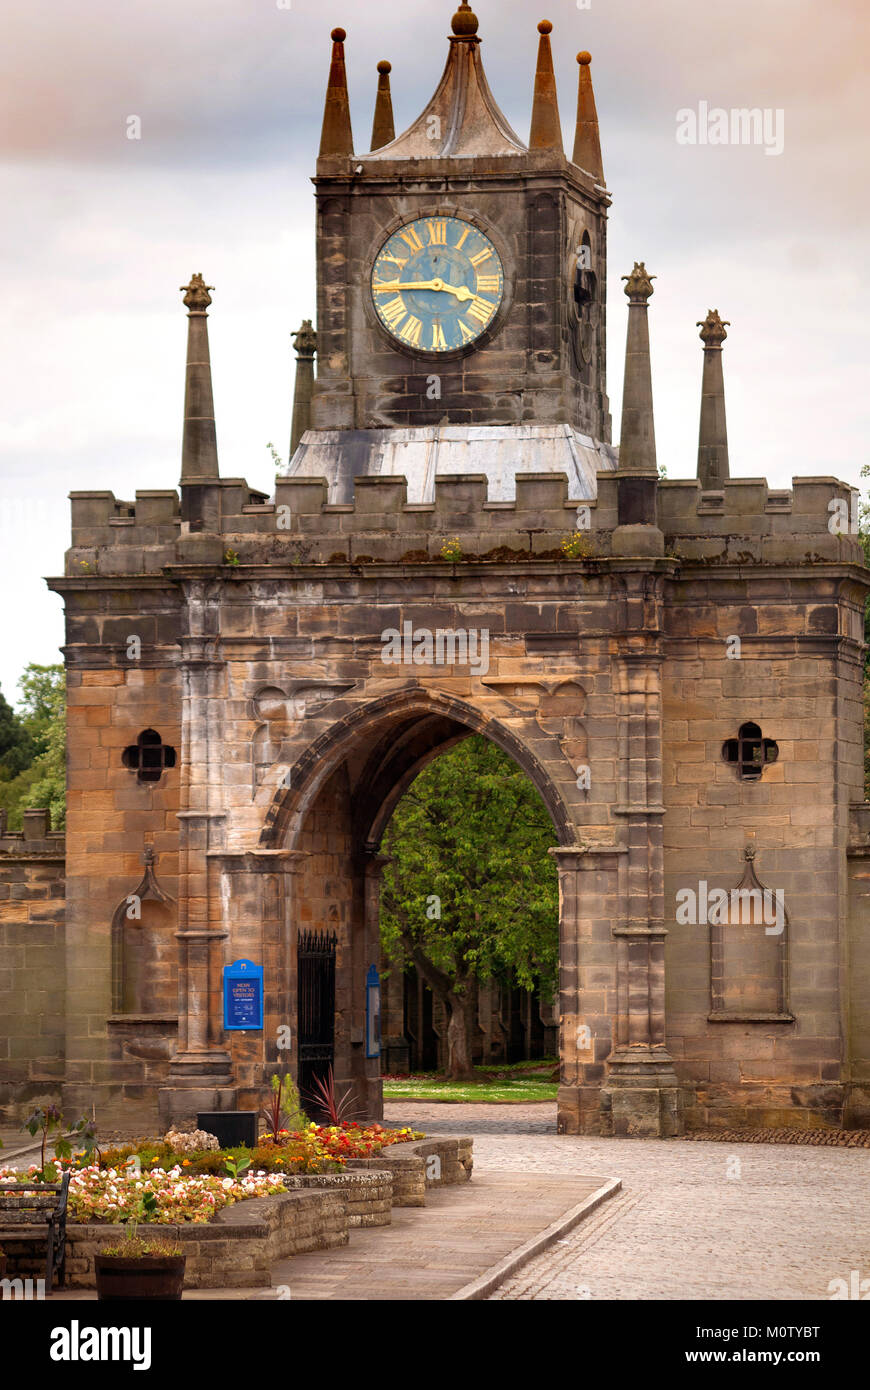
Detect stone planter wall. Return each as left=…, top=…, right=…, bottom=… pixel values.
left=0, top=1138, right=473, bottom=1289
left=346, top=1136, right=473, bottom=1206
left=283, top=1170, right=393, bottom=1227
left=2, top=1188, right=347, bottom=1290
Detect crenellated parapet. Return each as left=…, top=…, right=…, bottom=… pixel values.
left=659, top=477, right=865, bottom=564
left=63, top=468, right=866, bottom=575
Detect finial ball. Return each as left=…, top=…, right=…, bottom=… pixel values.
left=451, top=4, right=479, bottom=37
left=577, top=50, right=592, bottom=65
left=331, top=27, right=346, bottom=43
left=538, top=20, right=553, bottom=34
left=377, top=60, right=391, bottom=74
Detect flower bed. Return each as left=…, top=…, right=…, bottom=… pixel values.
left=0, top=1163, right=288, bottom=1225
left=96, top=1122, right=423, bottom=1179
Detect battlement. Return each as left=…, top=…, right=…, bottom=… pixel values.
left=63, top=471, right=865, bottom=575
left=0, top=808, right=65, bottom=858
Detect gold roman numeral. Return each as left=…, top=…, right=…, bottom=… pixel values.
left=467, top=296, right=494, bottom=324
left=431, top=321, right=448, bottom=350
left=400, top=225, right=424, bottom=252
left=381, top=254, right=408, bottom=269
left=400, top=315, right=423, bottom=348
left=458, top=319, right=476, bottom=343
left=476, top=274, right=500, bottom=294
left=470, top=247, right=493, bottom=267
left=427, top=220, right=448, bottom=245
left=455, top=227, right=471, bottom=250
left=381, top=295, right=407, bottom=328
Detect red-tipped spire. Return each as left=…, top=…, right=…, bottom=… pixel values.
left=572, top=51, right=603, bottom=182
left=529, top=20, right=563, bottom=152
left=319, top=27, right=354, bottom=160
left=370, top=60, right=396, bottom=151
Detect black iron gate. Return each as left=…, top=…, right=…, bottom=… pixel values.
left=297, top=929, right=337, bottom=1115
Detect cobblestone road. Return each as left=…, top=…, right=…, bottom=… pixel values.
left=385, top=1102, right=870, bottom=1301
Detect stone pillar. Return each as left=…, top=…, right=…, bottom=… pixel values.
left=159, top=584, right=234, bottom=1128
left=209, top=849, right=308, bottom=1110
left=696, top=309, right=731, bottom=489
left=601, top=616, right=683, bottom=1136
left=290, top=321, right=317, bottom=459
left=357, top=853, right=388, bottom=1119
left=552, top=844, right=623, bottom=1134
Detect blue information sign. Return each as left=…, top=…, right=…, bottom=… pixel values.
left=366, top=964, right=381, bottom=1059
left=223, top=959, right=264, bottom=1032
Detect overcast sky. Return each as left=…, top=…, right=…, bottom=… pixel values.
left=0, top=0, right=867, bottom=701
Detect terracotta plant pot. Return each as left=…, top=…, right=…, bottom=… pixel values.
left=94, top=1254, right=186, bottom=1301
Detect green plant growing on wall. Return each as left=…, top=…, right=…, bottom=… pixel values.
left=440, top=537, right=462, bottom=562
left=560, top=533, right=594, bottom=560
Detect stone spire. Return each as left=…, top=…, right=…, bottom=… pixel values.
left=572, top=51, right=603, bottom=182
left=618, top=264, right=658, bottom=476
left=529, top=20, right=563, bottom=153
left=370, top=61, right=396, bottom=151
left=696, top=309, right=731, bottom=489
left=290, top=320, right=317, bottom=458
left=363, top=2, right=525, bottom=160
left=319, top=27, right=354, bottom=160
left=180, top=274, right=219, bottom=483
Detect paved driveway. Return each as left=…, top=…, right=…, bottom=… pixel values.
left=385, top=1102, right=870, bottom=1301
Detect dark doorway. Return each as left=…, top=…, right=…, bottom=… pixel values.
left=297, top=929, right=337, bottom=1117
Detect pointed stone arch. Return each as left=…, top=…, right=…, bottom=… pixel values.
left=257, top=684, right=577, bottom=853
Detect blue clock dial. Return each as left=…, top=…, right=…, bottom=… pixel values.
left=371, top=216, right=504, bottom=355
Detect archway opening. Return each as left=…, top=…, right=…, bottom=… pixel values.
left=378, top=733, right=559, bottom=1083
left=278, top=694, right=568, bottom=1119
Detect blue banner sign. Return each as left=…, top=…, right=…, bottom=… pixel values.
left=223, top=958, right=264, bottom=1031
left=366, top=964, right=381, bottom=1059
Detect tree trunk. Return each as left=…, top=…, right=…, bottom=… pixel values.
left=445, top=992, right=475, bottom=1081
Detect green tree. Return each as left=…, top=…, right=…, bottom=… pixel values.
left=380, top=735, right=559, bottom=1079
left=0, top=684, right=32, bottom=778
left=18, top=664, right=65, bottom=758
left=0, top=664, right=66, bottom=831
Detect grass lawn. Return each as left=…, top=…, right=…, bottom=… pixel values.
left=382, top=1075, right=558, bottom=1104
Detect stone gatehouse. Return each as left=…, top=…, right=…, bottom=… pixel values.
left=1, top=4, right=868, bottom=1137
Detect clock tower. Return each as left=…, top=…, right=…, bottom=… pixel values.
left=294, top=3, right=613, bottom=501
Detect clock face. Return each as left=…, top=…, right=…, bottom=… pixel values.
left=371, top=216, right=504, bottom=355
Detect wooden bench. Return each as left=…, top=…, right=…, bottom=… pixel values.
left=0, top=1172, right=71, bottom=1294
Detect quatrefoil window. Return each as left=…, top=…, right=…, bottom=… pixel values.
left=122, top=729, right=177, bottom=784
left=722, top=722, right=778, bottom=782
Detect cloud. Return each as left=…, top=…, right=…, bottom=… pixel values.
left=0, top=0, right=868, bottom=695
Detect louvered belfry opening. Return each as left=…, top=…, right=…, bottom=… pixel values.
left=297, top=929, right=337, bottom=1115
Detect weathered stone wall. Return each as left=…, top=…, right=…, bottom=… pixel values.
left=0, top=467, right=858, bottom=1134
left=661, top=565, right=866, bottom=1128
left=312, top=165, right=610, bottom=441
left=846, top=804, right=870, bottom=1126
left=0, top=812, right=65, bottom=1120
left=62, top=645, right=182, bottom=1130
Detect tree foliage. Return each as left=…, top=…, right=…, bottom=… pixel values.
left=380, top=734, right=558, bottom=1077
left=0, top=664, right=66, bottom=830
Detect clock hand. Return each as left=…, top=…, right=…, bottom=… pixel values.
left=374, top=277, right=476, bottom=302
